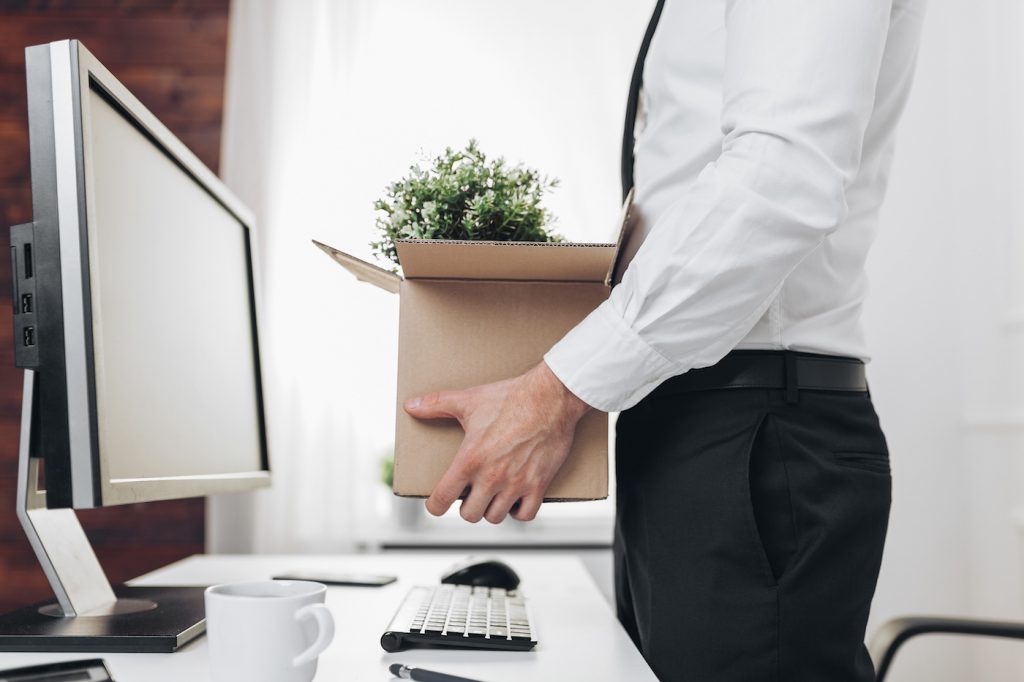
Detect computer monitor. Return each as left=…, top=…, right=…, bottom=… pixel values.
left=0, top=40, right=271, bottom=652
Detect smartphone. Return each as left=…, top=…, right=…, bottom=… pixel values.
left=0, top=658, right=113, bottom=681
left=273, top=571, right=397, bottom=587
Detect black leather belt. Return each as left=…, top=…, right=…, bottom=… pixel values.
left=651, top=350, right=867, bottom=403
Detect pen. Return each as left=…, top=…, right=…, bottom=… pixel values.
left=389, top=663, right=486, bottom=682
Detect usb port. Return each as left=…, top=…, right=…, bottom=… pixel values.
left=23, top=326, right=35, bottom=347
left=21, top=293, right=32, bottom=314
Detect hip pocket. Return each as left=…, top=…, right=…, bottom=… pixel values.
left=832, top=451, right=891, bottom=475
left=745, top=414, right=798, bottom=585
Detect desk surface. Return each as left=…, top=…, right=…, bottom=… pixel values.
left=0, top=553, right=656, bottom=681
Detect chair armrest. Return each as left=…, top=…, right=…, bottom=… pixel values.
left=870, top=616, right=1024, bottom=681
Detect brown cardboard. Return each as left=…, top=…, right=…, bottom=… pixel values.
left=395, top=280, right=609, bottom=500
left=312, top=240, right=401, bottom=294
left=611, top=188, right=640, bottom=285
left=314, top=192, right=636, bottom=501
left=396, top=240, right=616, bottom=283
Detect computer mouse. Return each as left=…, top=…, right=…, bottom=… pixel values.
left=441, top=558, right=521, bottom=590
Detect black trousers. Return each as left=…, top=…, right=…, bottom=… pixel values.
left=614, top=377, right=891, bottom=682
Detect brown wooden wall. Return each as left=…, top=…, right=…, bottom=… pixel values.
left=0, top=0, right=232, bottom=611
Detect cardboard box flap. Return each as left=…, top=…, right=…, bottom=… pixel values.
left=395, top=239, right=616, bottom=283
left=313, top=239, right=401, bottom=294
left=610, top=188, right=638, bottom=286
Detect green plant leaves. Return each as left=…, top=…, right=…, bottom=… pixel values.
left=371, top=140, right=562, bottom=270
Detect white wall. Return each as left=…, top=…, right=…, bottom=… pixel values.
left=864, top=2, right=1024, bottom=679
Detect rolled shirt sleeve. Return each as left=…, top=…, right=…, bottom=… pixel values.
left=546, top=0, right=895, bottom=412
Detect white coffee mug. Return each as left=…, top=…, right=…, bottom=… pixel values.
left=204, top=580, right=335, bottom=682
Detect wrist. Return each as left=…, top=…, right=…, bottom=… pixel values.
left=533, top=361, right=591, bottom=422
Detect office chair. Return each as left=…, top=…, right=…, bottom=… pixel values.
left=870, top=616, right=1024, bottom=680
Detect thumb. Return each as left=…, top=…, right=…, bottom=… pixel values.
left=404, top=390, right=465, bottom=421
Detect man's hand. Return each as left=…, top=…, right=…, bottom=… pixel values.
left=403, top=361, right=591, bottom=524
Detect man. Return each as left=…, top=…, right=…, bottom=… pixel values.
left=403, top=1, right=927, bottom=680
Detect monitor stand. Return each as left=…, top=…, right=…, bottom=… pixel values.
left=0, top=371, right=207, bottom=653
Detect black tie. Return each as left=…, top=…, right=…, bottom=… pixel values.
left=621, top=0, right=667, bottom=201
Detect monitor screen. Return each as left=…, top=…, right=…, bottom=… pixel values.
left=18, top=40, right=269, bottom=507
left=84, top=84, right=266, bottom=485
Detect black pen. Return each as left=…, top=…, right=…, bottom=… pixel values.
left=389, top=663, right=487, bottom=682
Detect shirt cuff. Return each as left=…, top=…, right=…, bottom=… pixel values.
left=544, top=301, right=681, bottom=412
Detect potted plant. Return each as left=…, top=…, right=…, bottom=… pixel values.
left=371, top=139, right=562, bottom=270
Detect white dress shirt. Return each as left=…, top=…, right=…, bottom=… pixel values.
left=545, top=0, right=927, bottom=412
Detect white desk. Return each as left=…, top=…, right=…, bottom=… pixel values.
left=0, top=553, right=656, bottom=681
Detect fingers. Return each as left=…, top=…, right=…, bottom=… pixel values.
left=425, top=463, right=471, bottom=517
left=428, top=464, right=544, bottom=522
left=458, top=479, right=497, bottom=523
left=414, top=389, right=473, bottom=516
left=458, top=452, right=517, bottom=523
left=509, top=493, right=543, bottom=522
left=404, top=390, right=467, bottom=421
left=483, top=491, right=522, bottom=525
left=426, top=436, right=551, bottom=522
left=427, top=447, right=544, bottom=523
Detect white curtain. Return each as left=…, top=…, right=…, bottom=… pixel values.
left=209, top=0, right=653, bottom=553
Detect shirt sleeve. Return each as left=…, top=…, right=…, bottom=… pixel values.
left=545, top=0, right=894, bottom=412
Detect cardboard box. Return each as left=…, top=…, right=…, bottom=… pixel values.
left=314, top=194, right=637, bottom=501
